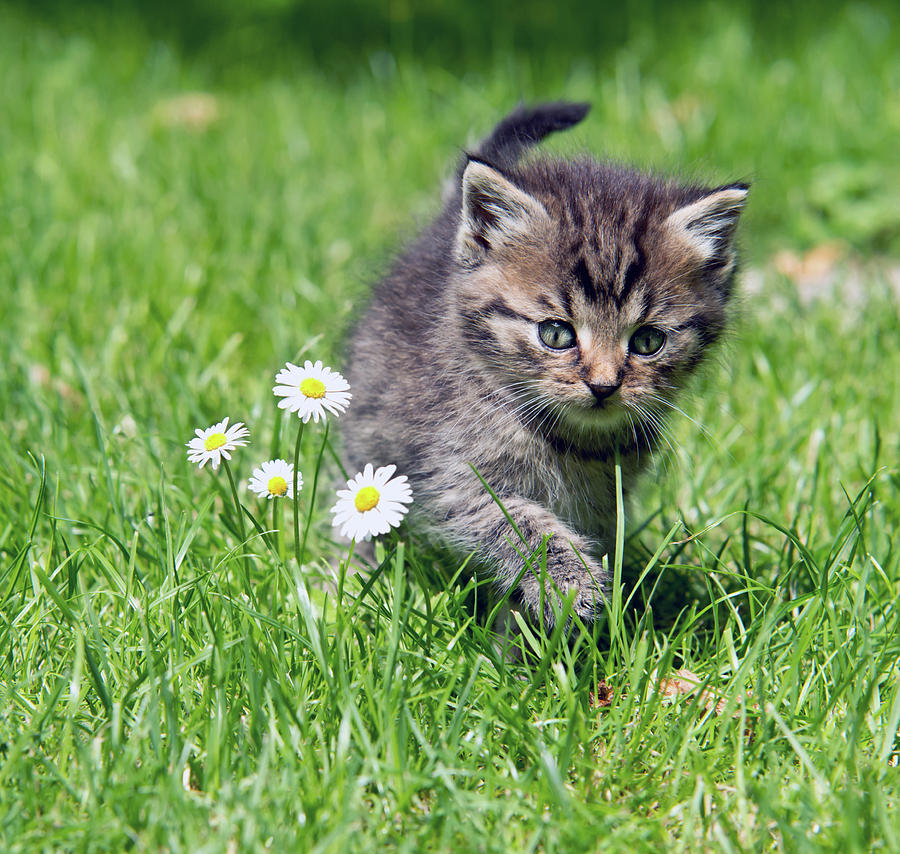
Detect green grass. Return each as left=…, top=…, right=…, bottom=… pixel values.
left=2, top=2, right=900, bottom=851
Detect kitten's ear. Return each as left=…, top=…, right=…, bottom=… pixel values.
left=455, top=158, right=548, bottom=267
left=665, top=184, right=749, bottom=269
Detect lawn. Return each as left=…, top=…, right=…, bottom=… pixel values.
left=1, top=1, right=899, bottom=851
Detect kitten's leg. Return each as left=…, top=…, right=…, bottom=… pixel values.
left=439, top=495, right=609, bottom=627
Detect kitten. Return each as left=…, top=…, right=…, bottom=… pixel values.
left=342, top=102, right=748, bottom=627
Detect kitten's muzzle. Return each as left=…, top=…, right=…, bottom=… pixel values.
left=587, top=381, right=621, bottom=404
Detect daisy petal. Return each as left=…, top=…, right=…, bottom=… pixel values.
left=330, top=463, right=413, bottom=542
left=272, top=359, right=352, bottom=424
left=185, top=417, right=250, bottom=472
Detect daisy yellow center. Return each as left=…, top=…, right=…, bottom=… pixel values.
left=267, top=476, right=288, bottom=497
left=354, top=486, right=380, bottom=512
left=204, top=432, right=228, bottom=451
left=299, top=378, right=326, bottom=399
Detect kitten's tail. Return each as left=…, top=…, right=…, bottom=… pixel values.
left=471, top=101, right=591, bottom=168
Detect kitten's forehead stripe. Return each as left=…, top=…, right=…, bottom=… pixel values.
left=571, top=257, right=597, bottom=304
left=617, top=244, right=647, bottom=308
left=555, top=198, right=658, bottom=313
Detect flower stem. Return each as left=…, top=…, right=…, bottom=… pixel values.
left=338, top=537, right=355, bottom=604
left=299, top=421, right=329, bottom=572
left=292, top=420, right=305, bottom=569
left=222, top=458, right=251, bottom=590
left=272, top=494, right=283, bottom=564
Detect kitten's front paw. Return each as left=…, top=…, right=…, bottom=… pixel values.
left=517, top=534, right=609, bottom=627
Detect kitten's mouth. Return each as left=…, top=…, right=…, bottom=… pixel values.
left=561, top=398, right=627, bottom=432
left=591, top=397, right=617, bottom=410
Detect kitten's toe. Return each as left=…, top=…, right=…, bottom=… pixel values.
left=572, top=583, right=607, bottom=623
left=518, top=542, right=609, bottom=627
left=549, top=538, right=609, bottom=623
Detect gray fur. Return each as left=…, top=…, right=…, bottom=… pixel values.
left=342, top=103, right=748, bottom=628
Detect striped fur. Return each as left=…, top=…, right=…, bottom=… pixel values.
left=343, top=103, right=748, bottom=628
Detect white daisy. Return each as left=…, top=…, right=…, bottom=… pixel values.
left=247, top=459, right=300, bottom=500
left=273, top=360, right=351, bottom=423
left=331, top=463, right=413, bottom=541
left=185, top=417, right=250, bottom=470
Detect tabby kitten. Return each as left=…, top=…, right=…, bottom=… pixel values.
left=343, top=102, right=748, bottom=627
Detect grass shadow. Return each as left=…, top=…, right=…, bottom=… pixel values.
left=5, top=0, right=868, bottom=78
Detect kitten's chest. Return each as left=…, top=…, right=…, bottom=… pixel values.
left=479, top=409, right=639, bottom=543
left=554, top=458, right=617, bottom=531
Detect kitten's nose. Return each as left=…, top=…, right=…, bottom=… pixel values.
left=587, top=381, right=620, bottom=402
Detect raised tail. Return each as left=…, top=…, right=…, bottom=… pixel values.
left=471, top=101, right=591, bottom=168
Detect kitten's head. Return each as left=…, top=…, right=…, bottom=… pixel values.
left=450, top=156, right=748, bottom=441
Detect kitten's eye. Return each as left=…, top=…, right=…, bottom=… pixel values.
left=630, top=326, right=667, bottom=356
left=538, top=320, right=577, bottom=350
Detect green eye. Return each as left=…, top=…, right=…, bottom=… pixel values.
left=538, top=320, right=577, bottom=350
left=630, top=326, right=667, bottom=356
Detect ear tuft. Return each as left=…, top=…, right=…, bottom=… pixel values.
left=666, top=185, right=749, bottom=266
left=455, top=159, right=548, bottom=267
